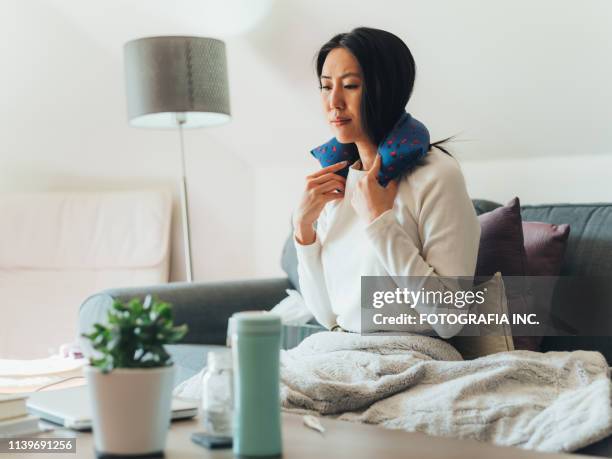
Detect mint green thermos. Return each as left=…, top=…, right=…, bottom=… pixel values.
left=231, top=311, right=282, bottom=458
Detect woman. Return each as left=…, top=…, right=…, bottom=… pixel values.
left=292, top=27, right=481, bottom=337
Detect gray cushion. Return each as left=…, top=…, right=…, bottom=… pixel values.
left=281, top=229, right=300, bottom=292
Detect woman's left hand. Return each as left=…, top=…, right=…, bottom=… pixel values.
left=351, top=153, right=399, bottom=224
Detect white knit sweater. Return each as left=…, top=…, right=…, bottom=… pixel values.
left=293, top=147, right=481, bottom=337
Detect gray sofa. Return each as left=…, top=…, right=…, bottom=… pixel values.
left=78, top=199, right=612, bottom=456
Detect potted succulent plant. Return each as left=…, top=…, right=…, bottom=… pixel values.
left=81, top=295, right=187, bottom=457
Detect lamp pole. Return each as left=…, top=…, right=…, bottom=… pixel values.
left=176, top=113, right=193, bottom=282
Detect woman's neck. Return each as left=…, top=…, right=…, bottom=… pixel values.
left=354, top=138, right=378, bottom=171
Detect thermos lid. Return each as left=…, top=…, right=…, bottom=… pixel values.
left=231, top=311, right=281, bottom=335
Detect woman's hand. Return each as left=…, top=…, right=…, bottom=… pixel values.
left=352, top=154, right=399, bottom=224
left=293, top=161, right=347, bottom=244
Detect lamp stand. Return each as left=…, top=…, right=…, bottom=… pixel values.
left=176, top=113, right=193, bottom=282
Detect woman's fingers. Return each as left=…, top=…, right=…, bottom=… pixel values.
left=367, top=153, right=382, bottom=179
left=385, top=178, right=400, bottom=194
left=321, top=191, right=344, bottom=202
left=308, top=160, right=348, bottom=179
left=315, top=180, right=345, bottom=195
left=295, top=163, right=348, bottom=230
left=309, top=172, right=347, bottom=186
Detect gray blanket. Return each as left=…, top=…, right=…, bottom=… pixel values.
left=280, top=332, right=612, bottom=452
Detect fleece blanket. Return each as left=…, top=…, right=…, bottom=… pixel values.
left=280, top=332, right=612, bottom=452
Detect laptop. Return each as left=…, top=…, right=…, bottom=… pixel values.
left=27, top=385, right=198, bottom=431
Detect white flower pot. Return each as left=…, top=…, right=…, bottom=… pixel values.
left=84, top=365, right=175, bottom=457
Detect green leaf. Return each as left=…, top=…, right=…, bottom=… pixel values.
left=80, top=295, right=188, bottom=371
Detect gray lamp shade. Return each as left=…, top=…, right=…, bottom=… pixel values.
left=124, top=36, right=231, bottom=129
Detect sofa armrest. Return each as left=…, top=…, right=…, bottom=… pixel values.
left=78, top=277, right=292, bottom=350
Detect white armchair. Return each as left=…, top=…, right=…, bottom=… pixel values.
left=0, top=190, right=172, bottom=359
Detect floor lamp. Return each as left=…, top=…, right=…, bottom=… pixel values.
left=123, top=36, right=231, bottom=282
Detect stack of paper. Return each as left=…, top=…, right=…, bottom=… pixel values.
left=0, top=357, right=86, bottom=393
left=0, top=394, right=42, bottom=438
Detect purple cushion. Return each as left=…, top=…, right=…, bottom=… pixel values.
left=514, top=221, right=571, bottom=351
left=475, top=198, right=535, bottom=351
left=475, top=206, right=571, bottom=352
left=523, top=221, right=570, bottom=276
left=475, top=197, right=528, bottom=278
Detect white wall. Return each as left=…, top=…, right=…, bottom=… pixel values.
left=0, top=1, right=255, bottom=284
left=461, top=153, right=612, bottom=206
left=1, top=0, right=611, bottom=285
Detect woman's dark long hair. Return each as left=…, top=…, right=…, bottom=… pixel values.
left=315, top=27, right=456, bottom=155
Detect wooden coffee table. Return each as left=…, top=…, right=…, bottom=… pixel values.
left=13, top=412, right=590, bottom=458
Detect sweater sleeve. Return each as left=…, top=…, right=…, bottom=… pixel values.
left=292, top=207, right=336, bottom=329
left=364, top=156, right=481, bottom=338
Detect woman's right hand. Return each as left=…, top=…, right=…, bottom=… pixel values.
left=293, top=161, right=348, bottom=245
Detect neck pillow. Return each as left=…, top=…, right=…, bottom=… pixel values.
left=310, top=112, right=430, bottom=186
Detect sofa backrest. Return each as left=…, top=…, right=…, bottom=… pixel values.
left=473, top=200, right=612, bottom=276
left=281, top=200, right=612, bottom=361
left=282, top=200, right=612, bottom=289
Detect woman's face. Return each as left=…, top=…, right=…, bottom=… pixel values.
left=320, top=47, right=367, bottom=144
